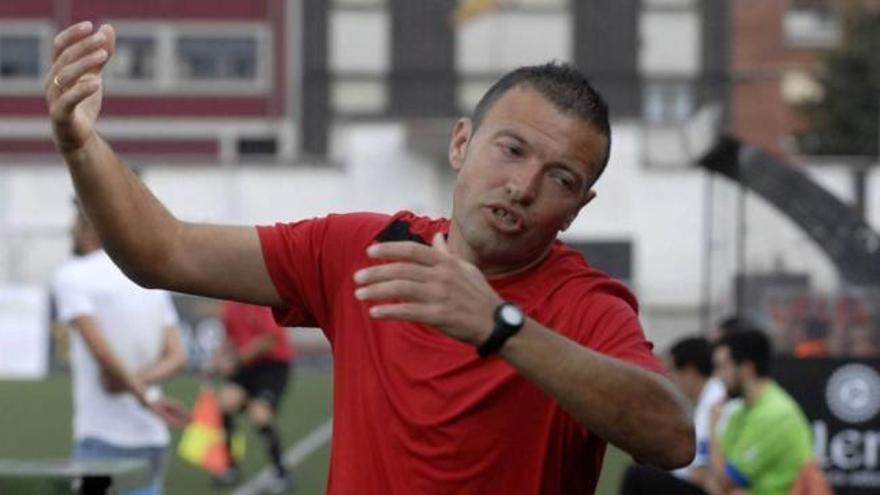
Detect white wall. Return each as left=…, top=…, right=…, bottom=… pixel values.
left=566, top=125, right=708, bottom=307
left=0, top=123, right=448, bottom=283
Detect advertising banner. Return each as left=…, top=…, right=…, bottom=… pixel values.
left=775, top=358, right=880, bottom=494
left=0, top=286, right=49, bottom=379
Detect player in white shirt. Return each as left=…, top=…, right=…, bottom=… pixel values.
left=53, top=205, right=189, bottom=495
left=621, top=336, right=719, bottom=495
left=670, top=348, right=726, bottom=486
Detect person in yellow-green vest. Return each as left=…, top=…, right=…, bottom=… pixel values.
left=709, top=329, right=814, bottom=495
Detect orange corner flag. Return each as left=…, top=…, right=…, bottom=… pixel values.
left=177, top=388, right=231, bottom=474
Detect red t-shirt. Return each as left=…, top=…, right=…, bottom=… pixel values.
left=257, top=211, right=662, bottom=495
left=222, top=300, right=294, bottom=364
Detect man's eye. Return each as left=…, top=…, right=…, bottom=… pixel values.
left=551, top=172, right=575, bottom=190
left=500, top=143, right=523, bottom=157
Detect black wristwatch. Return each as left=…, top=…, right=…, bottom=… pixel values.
left=477, top=302, right=525, bottom=358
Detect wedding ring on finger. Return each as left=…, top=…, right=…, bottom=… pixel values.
left=53, top=75, right=65, bottom=90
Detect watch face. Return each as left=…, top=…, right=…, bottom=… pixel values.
left=500, top=304, right=524, bottom=326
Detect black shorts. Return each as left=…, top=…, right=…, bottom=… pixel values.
left=229, top=361, right=291, bottom=411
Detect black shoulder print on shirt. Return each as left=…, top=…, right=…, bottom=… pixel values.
left=375, top=220, right=429, bottom=245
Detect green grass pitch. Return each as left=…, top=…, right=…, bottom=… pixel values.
left=0, top=370, right=629, bottom=494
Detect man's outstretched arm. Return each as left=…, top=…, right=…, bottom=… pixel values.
left=497, top=319, right=695, bottom=469
left=354, top=234, right=695, bottom=469
left=45, top=21, right=281, bottom=306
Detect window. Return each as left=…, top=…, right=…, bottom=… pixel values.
left=643, top=80, right=694, bottom=123
left=330, top=10, right=390, bottom=74
left=108, top=36, right=157, bottom=81
left=455, top=4, right=571, bottom=114
left=567, top=241, right=633, bottom=285
left=784, top=0, right=839, bottom=47
left=329, top=7, right=390, bottom=115
left=638, top=10, right=701, bottom=77
left=641, top=80, right=696, bottom=167
left=237, top=136, right=278, bottom=158
left=456, top=12, right=571, bottom=73
left=176, top=36, right=257, bottom=81
left=332, top=79, right=388, bottom=114
left=0, top=35, right=40, bottom=79
left=0, top=23, right=50, bottom=92
left=103, top=22, right=271, bottom=93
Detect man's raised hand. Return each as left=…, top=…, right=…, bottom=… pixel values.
left=44, top=21, right=115, bottom=153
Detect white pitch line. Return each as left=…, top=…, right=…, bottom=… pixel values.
left=233, top=418, right=333, bottom=495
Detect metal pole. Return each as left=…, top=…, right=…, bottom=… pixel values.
left=701, top=171, right=714, bottom=332
left=736, top=171, right=747, bottom=317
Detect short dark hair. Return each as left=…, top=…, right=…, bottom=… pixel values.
left=717, top=315, right=748, bottom=336
left=719, top=329, right=774, bottom=377
left=715, top=315, right=765, bottom=342
left=669, top=336, right=713, bottom=377
left=471, top=62, right=612, bottom=185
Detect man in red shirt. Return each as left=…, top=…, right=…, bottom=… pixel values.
left=47, top=21, right=694, bottom=494
left=209, top=301, right=294, bottom=490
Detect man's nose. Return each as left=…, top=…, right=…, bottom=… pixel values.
left=505, top=161, right=541, bottom=205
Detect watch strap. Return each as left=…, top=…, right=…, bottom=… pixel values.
left=477, top=302, right=524, bottom=358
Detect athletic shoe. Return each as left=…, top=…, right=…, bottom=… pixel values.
left=212, top=465, right=242, bottom=487
left=264, top=471, right=295, bottom=494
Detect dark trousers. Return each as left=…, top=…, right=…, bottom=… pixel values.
left=620, top=464, right=709, bottom=495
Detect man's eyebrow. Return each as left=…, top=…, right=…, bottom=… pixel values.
left=490, top=129, right=527, bottom=144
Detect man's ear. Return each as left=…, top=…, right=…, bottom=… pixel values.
left=742, top=361, right=758, bottom=380
left=449, top=118, right=473, bottom=172
left=560, top=190, right=597, bottom=231
left=582, top=189, right=597, bottom=207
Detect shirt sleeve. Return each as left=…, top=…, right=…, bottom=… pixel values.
left=724, top=463, right=751, bottom=488
left=257, top=217, right=333, bottom=328
left=256, top=212, right=389, bottom=333
left=579, top=290, right=664, bottom=374
left=52, top=268, right=94, bottom=322
left=693, top=380, right=727, bottom=467
left=257, top=305, right=287, bottom=338
left=724, top=413, right=798, bottom=485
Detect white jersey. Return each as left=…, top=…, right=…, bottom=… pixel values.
left=674, top=376, right=727, bottom=480
left=53, top=250, right=180, bottom=447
